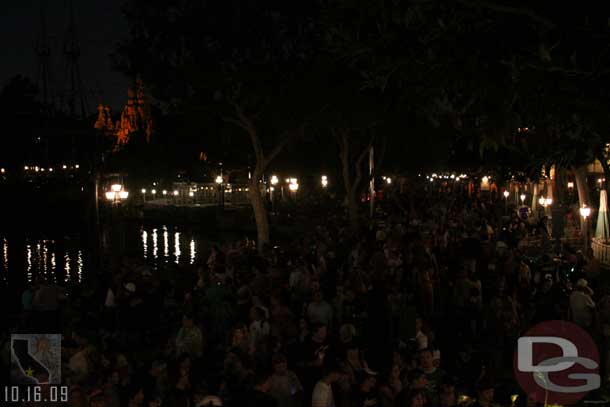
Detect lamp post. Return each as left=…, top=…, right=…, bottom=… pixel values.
left=580, top=205, right=591, bottom=251
left=520, top=194, right=526, bottom=205
left=105, top=184, right=129, bottom=204
left=215, top=175, right=224, bottom=209
left=288, top=178, right=299, bottom=199
left=503, top=190, right=509, bottom=213
left=270, top=175, right=279, bottom=213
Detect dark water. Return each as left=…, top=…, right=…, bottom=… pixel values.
left=2, top=222, right=249, bottom=316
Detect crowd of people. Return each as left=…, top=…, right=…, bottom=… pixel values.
left=5, top=184, right=610, bottom=407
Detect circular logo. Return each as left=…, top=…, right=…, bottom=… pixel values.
left=513, top=320, right=600, bottom=405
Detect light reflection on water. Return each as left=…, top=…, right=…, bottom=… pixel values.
left=3, top=225, right=211, bottom=287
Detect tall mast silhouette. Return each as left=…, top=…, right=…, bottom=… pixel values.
left=63, top=0, right=87, bottom=119
left=35, top=0, right=53, bottom=116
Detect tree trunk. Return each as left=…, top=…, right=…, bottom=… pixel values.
left=347, top=191, right=360, bottom=231
left=573, top=165, right=590, bottom=237
left=573, top=165, right=590, bottom=208
left=249, top=179, right=270, bottom=254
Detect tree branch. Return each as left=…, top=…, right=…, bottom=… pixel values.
left=352, top=140, right=372, bottom=195
left=457, top=0, right=555, bottom=29
left=263, top=125, right=304, bottom=169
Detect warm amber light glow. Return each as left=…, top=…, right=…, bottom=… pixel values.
left=580, top=205, right=591, bottom=219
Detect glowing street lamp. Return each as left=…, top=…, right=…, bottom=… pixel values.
left=151, top=189, right=157, bottom=195
left=105, top=184, right=129, bottom=203
left=215, top=175, right=223, bottom=184
left=386, top=177, right=392, bottom=184
left=0, top=168, right=4, bottom=174
left=520, top=194, right=526, bottom=204
left=271, top=175, right=279, bottom=185
left=539, top=196, right=546, bottom=207
left=141, top=188, right=147, bottom=194
left=580, top=205, right=592, bottom=251
left=162, top=190, right=167, bottom=196
left=503, top=190, right=509, bottom=198
left=189, top=191, right=194, bottom=197
left=289, top=183, right=299, bottom=192
left=544, top=198, right=553, bottom=206
left=567, top=181, right=574, bottom=189
left=321, top=175, right=328, bottom=188
left=173, top=190, right=179, bottom=196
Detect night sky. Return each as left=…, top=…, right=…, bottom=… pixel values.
left=1, top=0, right=128, bottom=112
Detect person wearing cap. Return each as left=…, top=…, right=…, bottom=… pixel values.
left=570, top=278, right=596, bottom=329
left=351, top=368, right=379, bottom=407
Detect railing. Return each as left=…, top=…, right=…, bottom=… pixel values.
left=140, top=182, right=251, bottom=206
left=592, top=237, right=610, bottom=268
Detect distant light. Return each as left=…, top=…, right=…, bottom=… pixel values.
left=173, top=190, right=179, bottom=196
left=520, top=194, right=526, bottom=202
left=151, top=189, right=157, bottom=195
left=567, top=182, right=574, bottom=189
left=24, top=166, right=29, bottom=170
left=48, top=168, right=53, bottom=172
left=0, top=168, right=4, bottom=174
left=482, top=176, right=489, bottom=183
left=62, top=165, right=67, bottom=169
left=35, top=166, right=40, bottom=172
left=539, top=196, right=546, bottom=206
left=162, top=190, right=167, bottom=195
left=141, top=189, right=147, bottom=194
left=450, top=174, right=455, bottom=179
left=503, top=190, right=509, bottom=198
left=111, top=184, right=122, bottom=192
left=75, top=164, right=80, bottom=169
left=545, top=198, right=553, bottom=206
left=119, top=191, right=129, bottom=199
left=580, top=205, right=591, bottom=219
left=189, top=192, right=194, bottom=197
left=386, top=177, right=392, bottom=184
left=289, top=183, right=299, bottom=191
left=105, top=191, right=115, bottom=201
left=40, top=168, right=45, bottom=172
left=290, top=178, right=297, bottom=184
left=271, top=175, right=279, bottom=185
left=215, top=176, right=223, bottom=184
